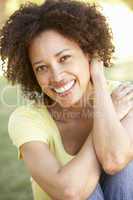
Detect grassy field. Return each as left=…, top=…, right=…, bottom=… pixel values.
left=0, top=77, right=33, bottom=200
left=0, top=62, right=132, bottom=200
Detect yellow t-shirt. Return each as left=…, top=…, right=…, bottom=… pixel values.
left=8, top=80, right=121, bottom=200
left=8, top=103, right=75, bottom=200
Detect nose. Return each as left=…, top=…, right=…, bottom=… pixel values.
left=50, top=63, right=64, bottom=83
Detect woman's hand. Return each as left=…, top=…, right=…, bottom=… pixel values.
left=111, top=83, right=133, bottom=121
left=89, top=57, right=105, bottom=84
left=89, top=57, right=133, bottom=121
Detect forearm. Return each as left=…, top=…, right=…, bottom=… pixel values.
left=23, top=134, right=101, bottom=200
left=93, top=74, right=131, bottom=174
left=58, top=134, right=101, bottom=199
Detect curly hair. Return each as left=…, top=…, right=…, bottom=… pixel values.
left=0, top=0, right=115, bottom=104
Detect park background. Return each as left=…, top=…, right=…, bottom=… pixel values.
left=0, top=0, right=133, bottom=199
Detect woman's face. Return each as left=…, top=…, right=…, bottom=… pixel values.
left=29, top=30, right=91, bottom=108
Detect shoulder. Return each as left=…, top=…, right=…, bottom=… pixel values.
left=9, top=103, right=50, bottom=124
left=8, top=104, right=54, bottom=149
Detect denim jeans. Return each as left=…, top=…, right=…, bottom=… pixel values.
left=87, top=161, right=133, bottom=200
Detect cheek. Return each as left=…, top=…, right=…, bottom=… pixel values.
left=36, top=75, right=50, bottom=90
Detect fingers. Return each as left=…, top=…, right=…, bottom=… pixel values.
left=124, top=90, right=133, bottom=101
left=89, top=58, right=105, bottom=83
left=114, top=82, right=130, bottom=93
left=119, top=84, right=133, bottom=98
left=115, top=83, right=128, bottom=93
left=112, top=82, right=133, bottom=100
left=111, top=82, right=133, bottom=120
left=90, top=57, right=103, bottom=67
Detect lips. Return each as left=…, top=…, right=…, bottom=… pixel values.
left=52, top=80, right=76, bottom=96
left=51, top=80, right=71, bottom=89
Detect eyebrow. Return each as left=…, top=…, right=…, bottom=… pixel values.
left=32, top=49, right=71, bottom=66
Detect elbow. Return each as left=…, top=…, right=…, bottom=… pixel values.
left=102, top=154, right=128, bottom=175
left=64, top=175, right=100, bottom=200
left=63, top=187, right=81, bottom=200
left=103, top=162, right=122, bottom=175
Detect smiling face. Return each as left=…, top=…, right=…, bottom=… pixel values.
left=29, top=30, right=91, bottom=108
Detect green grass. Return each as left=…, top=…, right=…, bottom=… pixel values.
left=0, top=77, right=33, bottom=200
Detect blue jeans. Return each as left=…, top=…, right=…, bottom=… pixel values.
left=87, top=161, right=133, bottom=200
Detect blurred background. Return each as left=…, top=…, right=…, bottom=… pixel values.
left=0, top=0, right=133, bottom=199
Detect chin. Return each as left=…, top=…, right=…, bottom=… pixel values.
left=57, top=95, right=83, bottom=109
left=49, top=85, right=86, bottom=108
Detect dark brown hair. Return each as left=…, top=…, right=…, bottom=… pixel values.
left=0, top=0, right=115, bottom=104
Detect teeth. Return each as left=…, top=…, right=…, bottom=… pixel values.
left=54, top=80, right=75, bottom=94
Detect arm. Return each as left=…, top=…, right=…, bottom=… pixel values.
left=90, top=59, right=132, bottom=175
left=21, top=132, right=101, bottom=200
left=120, top=108, right=133, bottom=157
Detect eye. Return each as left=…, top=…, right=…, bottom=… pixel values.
left=60, top=55, right=71, bottom=63
left=35, top=65, right=48, bottom=73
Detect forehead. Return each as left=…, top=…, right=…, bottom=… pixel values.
left=28, top=30, right=79, bottom=59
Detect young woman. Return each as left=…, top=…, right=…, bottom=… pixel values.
left=1, top=0, right=133, bottom=199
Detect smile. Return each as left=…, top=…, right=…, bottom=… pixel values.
left=53, top=80, right=75, bottom=96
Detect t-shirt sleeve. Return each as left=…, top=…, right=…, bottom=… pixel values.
left=8, top=106, right=50, bottom=159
